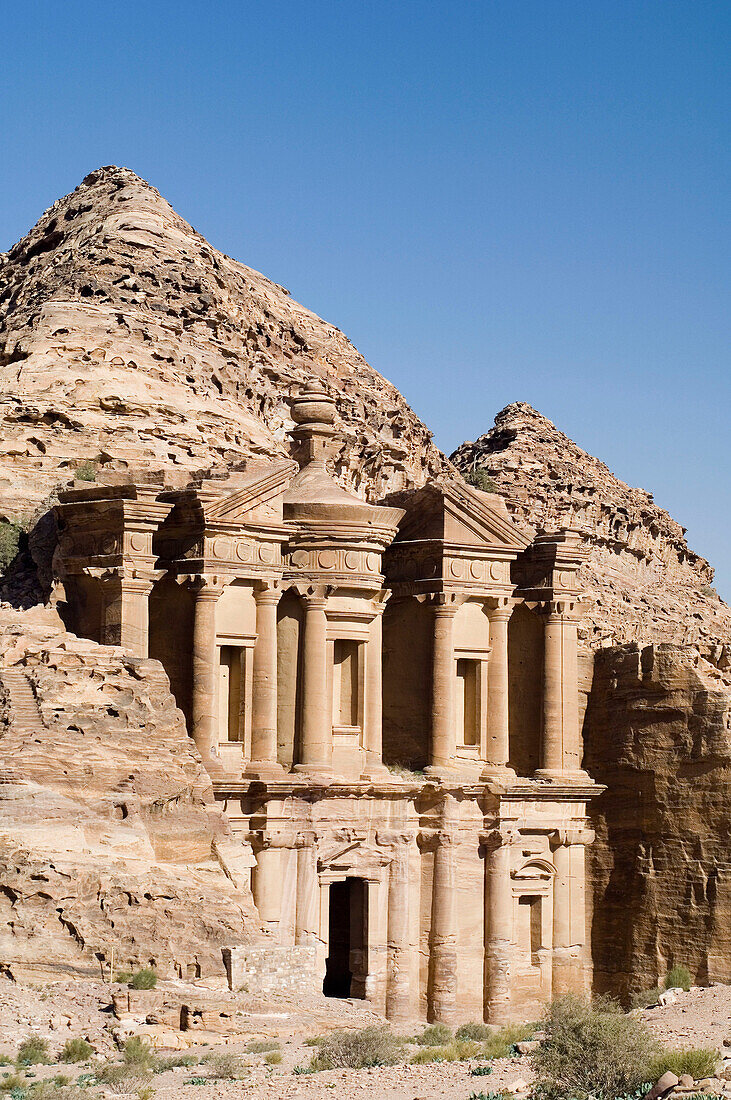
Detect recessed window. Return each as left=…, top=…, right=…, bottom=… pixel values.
left=218, top=645, right=244, bottom=742
left=456, top=658, right=479, bottom=746
left=334, top=639, right=360, bottom=728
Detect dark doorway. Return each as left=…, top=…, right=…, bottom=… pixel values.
left=323, top=878, right=366, bottom=998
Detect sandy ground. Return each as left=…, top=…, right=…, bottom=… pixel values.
left=0, top=976, right=729, bottom=1099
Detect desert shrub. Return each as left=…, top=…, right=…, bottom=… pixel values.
left=137, top=1088, right=155, bottom=1100
left=60, top=1039, right=93, bottom=1064
left=0, top=519, right=27, bottom=572
left=482, top=1023, right=537, bottom=1060
left=649, top=1048, right=717, bottom=1081
left=533, top=994, right=659, bottom=1100
left=17, top=1038, right=51, bottom=1066
left=114, top=971, right=133, bottom=984
left=129, top=968, right=157, bottom=990
left=464, top=469, right=498, bottom=493
left=664, top=966, right=692, bottom=992
left=264, top=1051, right=282, bottom=1065
left=74, top=460, right=98, bottom=482
left=630, top=988, right=662, bottom=1010
left=412, top=1023, right=453, bottom=1046
left=472, top=1064, right=495, bottom=1076
left=0, top=1074, right=26, bottom=1094
left=123, top=1038, right=156, bottom=1068
left=310, top=1026, right=403, bottom=1070
left=469, top=1093, right=513, bottom=1100
left=245, top=1041, right=279, bottom=1054
left=204, top=1052, right=245, bottom=1080
left=410, top=1040, right=479, bottom=1064
left=0, top=1060, right=10, bottom=1068
left=457, top=1023, right=493, bottom=1042
left=153, top=1054, right=198, bottom=1072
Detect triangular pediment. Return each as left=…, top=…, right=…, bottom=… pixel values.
left=393, top=483, right=531, bottom=554
left=202, top=461, right=294, bottom=526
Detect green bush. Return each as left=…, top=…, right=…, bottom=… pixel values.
left=310, top=1026, right=403, bottom=1070
left=59, top=1039, right=93, bottom=1063
left=74, top=460, right=98, bottom=482
left=482, top=1023, right=537, bottom=1060
left=129, top=968, right=158, bottom=990
left=457, top=1022, right=493, bottom=1042
left=154, top=1054, right=198, bottom=1072
left=410, top=1040, right=479, bottom=1064
left=464, top=469, right=498, bottom=493
left=204, top=1052, right=245, bottom=1080
left=264, top=1051, right=282, bottom=1065
left=0, top=1074, right=26, bottom=1094
left=649, top=1048, right=718, bottom=1081
left=0, top=1060, right=10, bottom=1068
left=94, top=1061, right=152, bottom=1093
left=664, top=966, right=692, bottom=992
left=123, top=1037, right=156, bottom=1068
left=17, top=1037, right=51, bottom=1066
left=412, top=1023, right=453, bottom=1047
left=245, top=1041, right=279, bottom=1054
left=472, top=1064, right=494, bottom=1076
left=533, top=994, right=659, bottom=1100
left=0, top=519, right=27, bottom=572
left=630, top=988, right=662, bottom=1010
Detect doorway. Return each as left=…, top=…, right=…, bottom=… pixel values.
left=323, top=878, right=366, bottom=998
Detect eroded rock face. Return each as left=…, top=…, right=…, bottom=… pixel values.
left=585, top=643, right=731, bottom=1002
left=0, top=165, right=451, bottom=525
left=451, top=403, right=731, bottom=647
left=0, top=608, right=261, bottom=980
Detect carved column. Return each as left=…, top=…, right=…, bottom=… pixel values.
left=428, top=829, right=458, bottom=1022
left=484, top=829, right=514, bottom=1023
left=295, top=835, right=319, bottom=946
left=295, top=589, right=332, bottom=775
left=538, top=600, right=584, bottom=777
left=252, top=839, right=282, bottom=937
left=483, top=601, right=515, bottom=776
left=246, top=581, right=284, bottom=778
left=385, top=833, right=415, bottom=1021
left=101, top=570, right=158, bottom=658
left=191, top=577, right=224, bottom=766
left=551, top=827, right=593, bottom=996
left=428, top=594, right=459, bottom=774
left=363, top=594, right=389, bottom=777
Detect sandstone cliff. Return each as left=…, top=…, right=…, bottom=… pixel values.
left=0, top=165, right=450, bottom=527
left=451, top=403, right=731, bottom=647
left=0, top=607, right=260, bottom=981
left=585, top=643, right=731, bottom=1001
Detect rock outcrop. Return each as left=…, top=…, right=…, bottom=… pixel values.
left=0, top=607, right=260, bottom=981
left=0, top=165, right=450, bottom=527
left=451, top=402, right=731, bottom=647
left=585, top=643, right=731, bottom=1001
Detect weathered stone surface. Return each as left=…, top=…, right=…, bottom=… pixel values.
left=585, top=643, right=731, bottom=1002
left=451, top=402, right=731, bottom=647
left=0, top=607, right=262, bottom=978
left=0, top=165, right=450, bottom=534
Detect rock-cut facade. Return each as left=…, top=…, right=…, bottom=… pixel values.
left=54, top=381, right=602, bottom=1023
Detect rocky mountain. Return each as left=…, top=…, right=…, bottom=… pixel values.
left=0, top=165, right=450, bottom=526
left=0, top=607, right=260, bottom=981
left=451, top=402, right=731, bottom=647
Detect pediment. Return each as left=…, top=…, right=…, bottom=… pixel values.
left=317, top=839, right=391, bottom=876
left=203, top=462, right=293, bottom=526
left=394, top=483, right=531, bottom=555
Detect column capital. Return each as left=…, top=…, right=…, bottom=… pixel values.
left=539, top=597, right=582, bottom=620
left=428, top=591, right=463, bottom=616
left=253, top=578, right=282, bottom=604
left=480, top=825, right=519, bottom=853
left=551, top=826, right=595, bottom=849
left=485, top=596, right=516, bottom=622
left=369, top=588, right=391, bottom=614
left=295, top=582, right=335, bottom=608
left=182, top=573, right=228, bottom=598
left=377, top=828, right=417, bottom=849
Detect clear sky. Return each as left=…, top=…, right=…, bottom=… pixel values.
left=1, top=1, right=729, bottom=599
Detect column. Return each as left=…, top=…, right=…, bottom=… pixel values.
left=551, top=829, right=592, bottom=996
left=191, top=578, right=223, bottom=766
left=102, top=572, right=156, bottom=658
left=295, top=838, right=319, bottom=946
left=386, top=835, right=414, bottom=1021
left=428, top=831, right=458, bottom=1022
left=428, top=596, right=458, bottom=773
left=484, top=830, right=514, bottom=1023
left=295, top=591, right=332, bottom=775
left=246, top=582, right=284, bottom=778
left=483, top=602, right=515, bottom=776
left=538, top=601, right=584, bottom=777
left=363, top=597, right=388, bottom=777
left=253, top=842, right=282, bottom=937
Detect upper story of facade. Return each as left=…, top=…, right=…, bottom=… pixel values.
left=53, top=383, right=592, bottom=791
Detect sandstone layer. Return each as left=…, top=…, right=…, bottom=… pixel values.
left=585, top=643, right=731, bottom=1002
left=0, top=165, right=450, bottom=527
left=451, top=403, right=731, bottom=647
left=0, top=607, right=260, bottom=981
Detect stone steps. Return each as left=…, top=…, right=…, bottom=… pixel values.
left=1, top=668, right=44, bottom=733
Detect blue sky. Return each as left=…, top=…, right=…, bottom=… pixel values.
left=1, top=1, right=729, bottom=599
